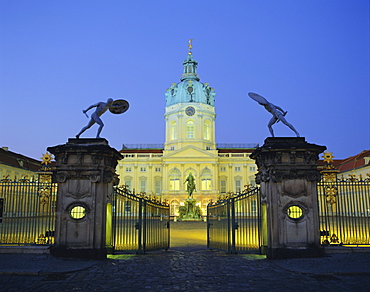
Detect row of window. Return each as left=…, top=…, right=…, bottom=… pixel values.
left=125, top=167, right=162, bottom=172
left=125, top=166, right=257, bottom=173
left=123, top=177, right=247, bottom=194
left=170, top=120, right=212, bottom=140
left=123, top=179, right=162, bottom=194
left=220, top=166, right=256, bottom=172
left=0, top=169, right=36, bottom=181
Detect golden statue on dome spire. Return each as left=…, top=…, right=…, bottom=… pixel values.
left=188, top=39, right=193, bottom=55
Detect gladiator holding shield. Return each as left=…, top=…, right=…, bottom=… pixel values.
left=248, top=92, right=300, bottom=137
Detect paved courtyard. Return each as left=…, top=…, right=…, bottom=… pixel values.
left=1, top=221, right=369, bottom=291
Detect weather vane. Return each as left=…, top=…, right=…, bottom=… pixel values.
left=188, top=39, right=193, bottom=55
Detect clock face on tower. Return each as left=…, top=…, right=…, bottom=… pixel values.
left=185, top=106, right=195, bottom=116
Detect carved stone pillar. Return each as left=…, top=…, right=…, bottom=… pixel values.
left=250, top=137, right=326, bottom=259
left=48, top=138, right=122, bottom=259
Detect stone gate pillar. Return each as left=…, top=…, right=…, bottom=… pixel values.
left=47, top=138, right=122, bottom=259
left=250, top=137, right=326, bottom=259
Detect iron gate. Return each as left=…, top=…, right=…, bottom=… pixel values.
left=0, top=174, right=56, bottom=245
left=207, top=187, right=261, bottom=253
left=113, top=187, right=170, bottom=254
left=318, top=172, right=370, bottom=246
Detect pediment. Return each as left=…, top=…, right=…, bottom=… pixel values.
left=164, top=145, right=217, bottom=159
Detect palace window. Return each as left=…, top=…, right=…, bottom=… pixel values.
left=125, top=167, right=132, bottom=172
left=235, top=166, right=241, bottom=172
left=201, top=168, right=212, bottom=190
left=155, top=179, right=162, bottom=195
left=220, top=167, right=226, bottom=172
left=140, top=167, right=147, bottom=172
left=235, top=179, right=242, bottom=192
left=202, top=178, right=211, bottom=190
left=186, top=120, right=194, bottom=138
left=250, top=166, right=256, bottom=172
left=169, top=168, right=181, bottom=191
left=124, top=179, right=132, bottom=191
left=170, top=120, right=177, bottom=140
left=204, top=120, right=211, bottom=140
left=140, top=179, right=146, bottom=193
left=220, top=180, right=227, bottom=193
left=170, top=200, right=180, bottom=216
left=155, top=167, right=161, bottom=172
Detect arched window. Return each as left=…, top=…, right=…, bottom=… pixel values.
left=201, top=168, right=212, bottom=191
left=204, top=120, right=211, bottom=140
left=234, top=176, right=242, bottom=193
left=154, top=177, right=162, bottom=195
left=186, top=120, right=194, bottom=139
left=170, top=200, right=180, bottom=216
left=124, top=176, right=133, bottom=192
left=169, top=168, right=181, bottom=191
left=220, top=179, right=227, bottom=194
left=170, top=120, right=177, bottom=140
left=139, top=177, right=147, bottom=193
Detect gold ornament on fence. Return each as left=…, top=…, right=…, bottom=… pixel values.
left=322, top=151, right=335, bottom=169
left=325, top=186, right=337, bottom=205
left=323, top=172, right=336, bottom=183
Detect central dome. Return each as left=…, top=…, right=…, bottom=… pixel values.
left=165, top=54, right=215, bottom=107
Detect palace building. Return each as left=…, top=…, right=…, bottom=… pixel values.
left=117, top=45, right=258, bottom=216
left=0, top=147, right=42, bottom=181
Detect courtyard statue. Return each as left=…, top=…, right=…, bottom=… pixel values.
left=184, top=173, right=196, bottom=198
left=248, top=92, right=300, bottom=137
left=177, top=199, right=202, bottom=221
left=76, top=98, right=129, bottom=139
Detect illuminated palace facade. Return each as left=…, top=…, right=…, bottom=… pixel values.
left=117, top=48, right=258, bottom=216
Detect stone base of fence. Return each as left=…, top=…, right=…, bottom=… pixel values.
left=267, top=246, right=324, bottom=259
left=0, top=246, right=50, bottom=254
left=323, top=246, right=370, bottom=254
left=50, top=246, right=107, bottom=260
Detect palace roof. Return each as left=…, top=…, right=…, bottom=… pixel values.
left=0, top=147, right=42, bottom=172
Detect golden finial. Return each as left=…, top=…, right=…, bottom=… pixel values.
left=188, top=39, right=193, bottom=55
left=322, top=151, right=336, bottom=169
left=322, top=151, right=334, bottom=164
left=41, top=152, right=53, bottom=165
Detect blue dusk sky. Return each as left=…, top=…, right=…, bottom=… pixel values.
left=1, top=0, right=369, bottom=160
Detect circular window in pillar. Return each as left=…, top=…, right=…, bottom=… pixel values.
left=286, top=205, right=303, bottom=220
left=69, top=205, right=87, bottom=220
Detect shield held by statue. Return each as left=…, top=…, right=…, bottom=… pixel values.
left=109, top=99, right=130, bottom=114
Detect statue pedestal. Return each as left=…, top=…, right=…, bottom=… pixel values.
left=178, top=198, right=202, bottom=221
left=47, top=138, right=122, bottom=259
left=251, top=137, right=326, bottom=259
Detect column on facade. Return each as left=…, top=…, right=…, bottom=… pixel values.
left=148, top=164, right=152, bottom=195
left=178, top=113, right=183, bottom=148
left=180, top=163, right=185, bottom=193
left=243, top=163, right=247, bottom=188
left=133, top=164, right=138, bottom=194
left=196, top=163, right=201, bottom=195
left=228, top=163, right=233, bottom=193
left=197, top=113, right=203, bottom=141
left=163, top=163, right=168, bottom=193
left=212, top=163, right=218, bottom=193
left=211, top=116, right=216, bottom=143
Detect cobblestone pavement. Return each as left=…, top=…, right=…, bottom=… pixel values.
left=1, top=222, right=369, bottom=291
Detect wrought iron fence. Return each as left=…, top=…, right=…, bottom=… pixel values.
left=207, top=187, right=261, bottom=253
left=113, top=187, right=170, bottom=254
left=318, top=171, right=370, bottom=246
left=0, top=173, right=57, bottom=245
